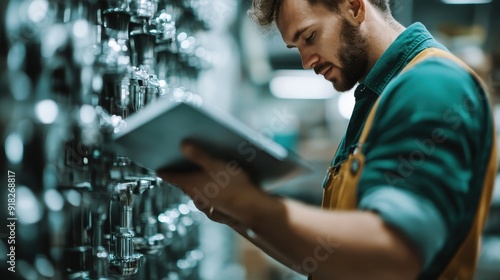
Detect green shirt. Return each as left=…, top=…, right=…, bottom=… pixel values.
left=329, top=23, right=493, bottom=278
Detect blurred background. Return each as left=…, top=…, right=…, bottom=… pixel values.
left=0, top=0, right=499, bottom=279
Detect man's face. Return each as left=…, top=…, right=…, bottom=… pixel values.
left=276, top=0, right=368, bottom=92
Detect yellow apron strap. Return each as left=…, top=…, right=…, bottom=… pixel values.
left=404, top=47, right=489, bottom=91
left=360, top=48, right=498, bottom=279
left=401, top=47, right=498, bottom=279
left=416, top=51, right=498, bottom=280
left=316, top=47, right=497, bottom=280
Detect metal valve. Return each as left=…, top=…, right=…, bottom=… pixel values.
left=108, top=229, right=144, bottom=276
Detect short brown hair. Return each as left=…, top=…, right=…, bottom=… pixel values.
left=248, top=0, right=391, bottom=27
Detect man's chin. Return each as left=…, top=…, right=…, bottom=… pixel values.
left=332, top=80, right=356, bottom=93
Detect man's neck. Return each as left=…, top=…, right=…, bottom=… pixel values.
left=362, top=9, right=406, bottom=80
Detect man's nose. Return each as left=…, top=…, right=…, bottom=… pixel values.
left=299, top=48, right=318, bottom=70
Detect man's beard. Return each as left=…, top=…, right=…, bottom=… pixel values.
left=333, top=18, right=369, bottom=92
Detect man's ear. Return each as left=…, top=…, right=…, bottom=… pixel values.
left=346, top=0, right=366, bottom=25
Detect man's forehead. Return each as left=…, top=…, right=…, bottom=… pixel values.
left=276, top=0, right=317, bottom=43
left=275, top=0, right=304, bottom=34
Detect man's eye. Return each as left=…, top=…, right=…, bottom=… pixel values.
left=305, top=32, right=316, bottom=44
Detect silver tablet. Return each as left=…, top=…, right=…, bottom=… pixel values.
left=111, top=98, right=314, bottom=189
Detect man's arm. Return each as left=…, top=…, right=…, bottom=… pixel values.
left=159, top=144, right=422, bottom=280
left=235, top=192, right=421, bottom=280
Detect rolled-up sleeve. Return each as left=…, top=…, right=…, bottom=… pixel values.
left=359, top=187, right=446, bottom=269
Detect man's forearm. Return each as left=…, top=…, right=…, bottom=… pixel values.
left=232, top=225, right=305, bottom=275
left=232, top=192, right=422, bottom=280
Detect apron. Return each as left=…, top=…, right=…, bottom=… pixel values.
left=312, top=48, right=498, bottom=280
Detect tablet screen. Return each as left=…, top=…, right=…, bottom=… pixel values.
left=111, top=98, right=314, bottom=189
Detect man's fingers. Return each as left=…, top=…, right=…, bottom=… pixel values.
left=157, top=172, right=193, bottom=191
left=181, top=142, right=223, bottom=171
left=208, top=207, right=241, bottom=226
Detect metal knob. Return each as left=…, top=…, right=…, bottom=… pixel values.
left=108, top=229, right=144, bottom=276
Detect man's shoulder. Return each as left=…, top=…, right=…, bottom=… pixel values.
left=383, top=56, right=481, bottom=107
left=370, top=55, right=487, bottom=134
left=407, top=56, right=473, bottom=79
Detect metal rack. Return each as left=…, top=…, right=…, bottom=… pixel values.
left=1, top=0, right=217, bottom=279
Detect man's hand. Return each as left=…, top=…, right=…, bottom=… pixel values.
left=157, top=142, right=263, bottom=226
left=158, top=144, right=421, bottom=280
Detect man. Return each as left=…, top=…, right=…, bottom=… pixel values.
left=159, top=0, right=497, bottom=279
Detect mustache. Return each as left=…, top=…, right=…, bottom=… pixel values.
left=314, top=62, right=334, bottom=75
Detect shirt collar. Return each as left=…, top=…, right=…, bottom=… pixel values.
left=355, top=22, right=443, bottom=99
